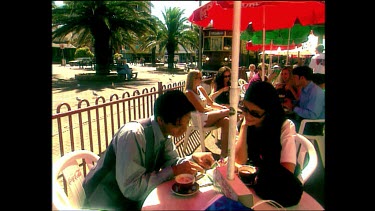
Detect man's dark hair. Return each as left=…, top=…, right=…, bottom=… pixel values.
left=154, top=90, right=195, bottom=125
left=292, top=66, right=313, bottom=81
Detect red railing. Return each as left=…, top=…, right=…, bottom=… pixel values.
left=52, top=81, right=191, bottom=163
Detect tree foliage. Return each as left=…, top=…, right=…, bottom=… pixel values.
left=52, top=1, right=157, bottom=75
left=139, top=7, right=198, bottom=69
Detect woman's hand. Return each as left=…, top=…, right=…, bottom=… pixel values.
left=285, top=84, right=291, bottom=91
left=221, top=86, right=230, bottom=92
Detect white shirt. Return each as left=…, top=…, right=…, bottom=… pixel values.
left=309, top=53, right=325, bottom=74
left=280, top=119, right=297, bottom=165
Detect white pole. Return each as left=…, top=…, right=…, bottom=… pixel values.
left=227, top=0, right=241, bottom=180
left=268, top=39, right=273, bottom=75
left=261, top=6, right=265, bottom=81
left=286, top=27, right=291, bottom=65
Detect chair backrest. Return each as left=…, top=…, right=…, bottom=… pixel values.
left=298, top=119, right=325, bottom=168
left=238, top=78, right=248, bottom=86
left=298, top=119, right=325, bottom=136
left=201, top=80, right=212, bottom=95
left=294, top=134, right=318, bottom=185
left=52, top=150, right=100, bottom=210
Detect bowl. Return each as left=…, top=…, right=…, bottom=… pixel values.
left=175, top=173, right=196, bottom=190
left=238, top=165, right=257, bottom=185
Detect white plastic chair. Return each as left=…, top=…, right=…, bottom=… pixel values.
left=238, top=78, right=248, bottom=86
left=200, top=81, right=212, bottom=95
left=240, top=83, right=249, bottom=100
left=298, top=119, right=325, bottom=168
left=183, top=111, right=219, bottom=154
left=52, top=150, right=100, bottom=210
left=295, top=133, right=318, bottom=185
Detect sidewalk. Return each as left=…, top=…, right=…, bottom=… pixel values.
left=52, top=64, right=188, bottom=113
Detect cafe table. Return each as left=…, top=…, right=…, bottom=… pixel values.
left=141, top=178, right=324, bottom=210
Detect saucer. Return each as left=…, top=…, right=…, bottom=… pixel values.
left=171, top=182, right=199, bottom=196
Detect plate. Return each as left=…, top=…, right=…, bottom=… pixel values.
left=171, top=182, right=199, bottom=196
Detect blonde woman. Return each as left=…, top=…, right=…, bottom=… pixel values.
left=273, top=66, right=300, bottom=102
left=185, top=70, right=230, bottom=158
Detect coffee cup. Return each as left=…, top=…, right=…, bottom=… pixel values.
left=238, top=165, right=257, bottom=186
left=175, top=173, right=195, bottom=191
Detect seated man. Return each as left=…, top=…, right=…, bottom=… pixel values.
left=283, top=66, right=325, bottom=135
left=117, top=59, right=132, bottom=80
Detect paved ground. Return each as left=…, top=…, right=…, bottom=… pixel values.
left=52, top=64, right=189, bottom=113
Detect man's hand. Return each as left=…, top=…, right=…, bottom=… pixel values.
left=283, top=98, right=293, bottom=111
left=172, top=161, right=204, bottom=176
left=192, top=152, right=215, bottom=170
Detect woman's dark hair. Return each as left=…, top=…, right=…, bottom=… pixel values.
left=154, top=90, right=195, bottom=125
left=214, top=66, right=231, bottom=90
left=244, top=81, right=286, bottom=166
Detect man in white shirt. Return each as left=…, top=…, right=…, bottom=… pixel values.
left=309, top=44, right=325, bottom=89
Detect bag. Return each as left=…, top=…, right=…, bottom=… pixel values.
left=252, top=164, right=303, bottom=207
left=205, top=195, right=253, bottom=211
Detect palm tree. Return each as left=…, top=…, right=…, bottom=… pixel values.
left=52, top=1, right=157, bottom=75
left=139, top=7, right=198, bottom=69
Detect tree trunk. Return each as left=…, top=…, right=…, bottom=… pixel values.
left=166, top=42, right=175, bottom=69
left=151, top=47, right=156, bottom=66
left=91, top=15, right=112, bottom=75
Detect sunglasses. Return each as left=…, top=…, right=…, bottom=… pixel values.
left=238, top=105, right=266, bottom=118
left=223, top=75, right=231, bottom=78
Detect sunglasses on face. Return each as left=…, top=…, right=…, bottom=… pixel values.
left=238, top=105, right=266, bottom=118
left=223, top=75, right=231, bottom=78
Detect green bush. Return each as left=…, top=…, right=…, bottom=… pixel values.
left=74, top=47, right=94, bottom=59
left=114, top=53, right=123, bottom=61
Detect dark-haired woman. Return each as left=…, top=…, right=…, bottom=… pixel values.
left=210, top=66, right=231, bottom=108
left=235, top=81, right=303, bottom=207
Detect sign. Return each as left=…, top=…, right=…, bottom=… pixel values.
left=210, top=31, right=224, bottom=36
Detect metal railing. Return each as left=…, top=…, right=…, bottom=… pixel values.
left=52, top=81, right=193, bottom=163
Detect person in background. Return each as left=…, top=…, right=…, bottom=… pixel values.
left=248, top=64, right=268, bottom=86
left=247, top=64, right=256, bottom=83
left=117, top=59, right=132, bottom=80
left=309, top=44, right=325, bottom=90
left=267, top=64, right=281, bottom=84
left=185, top=70, right=230, bottom=158
left=82, top=90, right=216, bottom=210
left=238, top=66, right=248, bottom=82
left=235, top=81, right=302, bottom=207
left=283, top=66, right=325, bottom=134
left=211, top=66, right=231, bottom=108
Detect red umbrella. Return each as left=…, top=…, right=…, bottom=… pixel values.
left=188, top=1, right=325, bottom=31
left=246, top=41, right=300, bottom=51
left=189, top=1, right=325, bottom=78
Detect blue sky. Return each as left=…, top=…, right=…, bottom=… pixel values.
left=54, top=1, right=209, bottom=22
left=150, top=1, right=209, bottom=22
